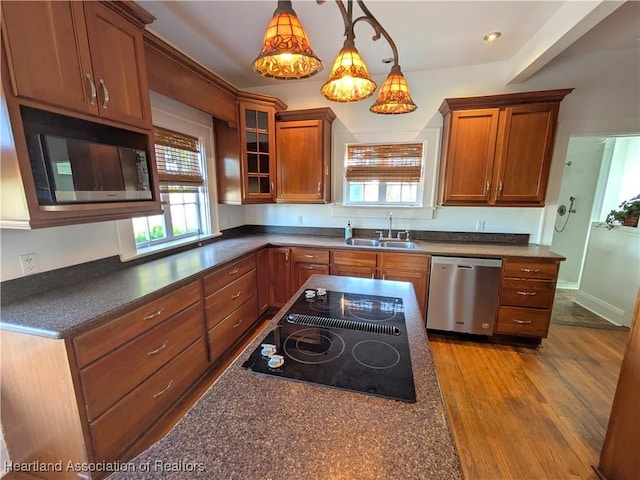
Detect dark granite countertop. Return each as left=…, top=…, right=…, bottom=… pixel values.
left=107, top=275, right=464, bottom=480
left=0, top=233, right=564, bottom=339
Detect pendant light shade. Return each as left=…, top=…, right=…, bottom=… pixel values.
left=370, top=65, right=417, bottom=114
left=252, top=1, right=323, bottom=80
left=320, top=39, right=377, bottom=103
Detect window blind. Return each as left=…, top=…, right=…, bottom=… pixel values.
left=154, top=126, right=203, bottom=191
left=346, top=143, right=424, bottom=182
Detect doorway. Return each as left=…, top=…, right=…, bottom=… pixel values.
left=551, top=135, right=640, bottom=289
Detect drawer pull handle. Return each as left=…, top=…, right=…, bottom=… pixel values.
left=484, top=181, right=490, bottom=197
left=521, top=268, right=540, bottom=273
left=86, top=74, right=96, bottom=105
left=232, top=320, right=242, bottom=329
left=231, top=291, right=242, bottom=299
left=517, top=291, right=537, bottom=296
left=229, top=268, right=240, bottom=275
left=371, top=273, right=375, bottom=279
left=304, top=254, right=318, bottom=259
left=99, top=78, right=109, bottom=109
left=512, top=318, right=533, bottom=325
left=147, top=340, right=169, bottom=356
left=143, top=308, right=164, bottom=321
left=153, top=380, right=173, bottom=398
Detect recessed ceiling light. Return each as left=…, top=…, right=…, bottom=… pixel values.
left=483, top=31, right=502, bottom=42
left=382, top=57, right=393, bottom=64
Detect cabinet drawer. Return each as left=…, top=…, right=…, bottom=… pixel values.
left=74, top=280, right=202, bottom=368
left=81, top=302, right=204, bottom=421
left=331, top=250, right=377, bottom=268
left=292, top=248, right=330, bottom=264
left=208, top=295, right=258, bottom=363
left=495, top=307, right=551, bottom=337
left=503, top=260, right=558, bottom=280
left=378, top=252, right=430, bottom=271
left=500, top=279, right=555, bottom=309
left=203, top=254, right=256, bottom=296
left=205, top=270, right=257, bottom=330
left=89, top=338, right=207, bottom=462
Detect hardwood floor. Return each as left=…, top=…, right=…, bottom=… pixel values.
left=428, top=325, right=629, bottom=480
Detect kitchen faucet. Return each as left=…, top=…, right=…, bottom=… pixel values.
left=388, top=212, right=393, bottom=238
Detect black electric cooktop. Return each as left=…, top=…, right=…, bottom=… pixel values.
left=242, top=289, right=416, bottom=402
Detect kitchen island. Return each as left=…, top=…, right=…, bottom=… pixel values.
left=106, top=275, right=463, bottom=480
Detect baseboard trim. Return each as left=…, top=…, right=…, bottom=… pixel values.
left=574, top=291, right=626, bottom=326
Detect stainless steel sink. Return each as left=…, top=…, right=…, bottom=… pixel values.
left=344, top=238, right=380, bottom=247
left=379, top=241, right=417, bottom=249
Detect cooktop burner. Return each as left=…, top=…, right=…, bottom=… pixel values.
left=242, top=290, right=416, bottom=402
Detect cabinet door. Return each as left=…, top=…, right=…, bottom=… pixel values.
left=240, top=103, right=276, bottom=203
left=1, top=1, right=98, bottom=116
left=331, top=250, right=377, bottom=279
left=256, top=249, right=270, bottom=315
left=492, top=103, right=558, bottom=205
left=267, top=247, right=291, bottom=308
left=84, top=2, right=151, bottom=129
left=293, top=263, right=330, bottom=291
left=442, top=108, right=500, bottom=204
left=378, top=253, right=430, bottom=316
left=276, top=119, right=327, bottom=203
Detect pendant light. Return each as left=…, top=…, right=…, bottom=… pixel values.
left=252, top=0, right=323, bottom=80
left=320, top=37, right=377, bottom=102
left=369, top=65, right=417, bottom=114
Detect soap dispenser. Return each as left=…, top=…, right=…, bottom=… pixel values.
left=345, top=221, right=353, bottom=239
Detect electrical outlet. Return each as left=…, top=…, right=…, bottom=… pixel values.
left=297, top=215, right=303, bottom=225
left=19, top=253, right=39, bottom=276
left=476, top=220, right=486, bottom=232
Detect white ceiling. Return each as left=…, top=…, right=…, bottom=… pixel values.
left=139, top=1, right=638, bottom=89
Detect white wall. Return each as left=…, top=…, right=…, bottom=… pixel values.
left=551, top=137, right=606, bottom=288
left=576, top=224, right=640, bottom=327
left=1, top=43, right=638, bottom=281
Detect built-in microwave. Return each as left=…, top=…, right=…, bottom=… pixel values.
left=26, top=134, right=153, bottom=205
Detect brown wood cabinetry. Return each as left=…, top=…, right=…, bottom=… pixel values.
left=1, top=1, right=153, bottom=129
left=438, top=89, right=572, bottom=206
left=275, top=108, right=335, bottom=203
left=256, top=248, right=270, bottom=315
left=292, top=247, right=331, bottom=291
left=216, top=93, right=287, bottom=205
left=203, top=253, right=260, bottom=364
left=495, top=258, right=560, bottom=339
left=0, top=1, right=161, bottom=229
left=0, top=279, right=208, bottom=477
left=268, top=247, right=293, bottom=308
left=330, top=250, right=430, bottom=316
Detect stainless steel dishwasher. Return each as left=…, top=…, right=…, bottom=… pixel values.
left=426, top=256, right=502, bottom=335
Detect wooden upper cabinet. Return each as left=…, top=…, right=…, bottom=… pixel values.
left=441, top=108, right=500, bottom=204
left=1, top=0, right=153, bottom=129
left=438, top=89, right=573, bottom=207
left=216, top=93, right=287, bottom=205
left=83, top=2, right=152, bottom=129
left=491, top=103, right=558, bottom=205
left=276, top=108, right=335, bottom=204
left=1, top=1, right=96, bottom=116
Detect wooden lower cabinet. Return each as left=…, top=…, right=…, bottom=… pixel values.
left=331, top=250, right=430, bottom=316
left=291, top=247, right=330, bottom=291
left=268, top=247, right=292, bottom=307
left=494, top=258, right=560, bottom=339
left=256, top=248, right=270, bottom=315
left=203, top=253, right=262, bottom=363
left=1, top=279, right=209, bottom=479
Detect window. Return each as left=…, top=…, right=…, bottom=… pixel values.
left=133, top=126, right=209, bottom=248
left=345, top=143, right=424, bottom=206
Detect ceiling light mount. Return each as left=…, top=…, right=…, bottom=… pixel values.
left=483, top=31, right=502, bottom=42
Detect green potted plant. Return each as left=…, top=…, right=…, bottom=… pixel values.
left=604, top=194, right=640, bottom=229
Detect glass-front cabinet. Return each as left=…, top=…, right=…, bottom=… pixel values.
left=240, top=102, right=276, bottom=202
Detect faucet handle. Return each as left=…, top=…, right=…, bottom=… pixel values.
left=375, top=230, right=383, bottom=239
left=405, top=230, right=410, bottom=241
